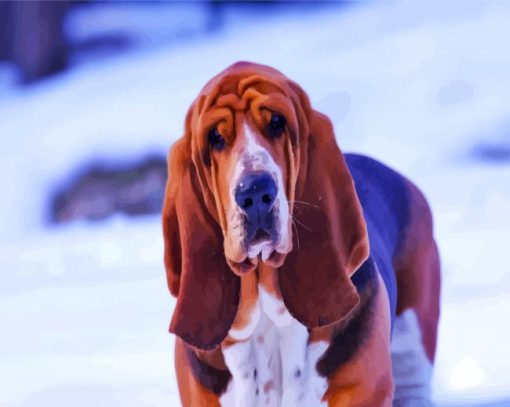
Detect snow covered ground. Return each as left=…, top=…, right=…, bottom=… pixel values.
left=1, top=2, right=510, bottom=406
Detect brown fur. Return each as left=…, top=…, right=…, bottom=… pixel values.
left=394, top=180, right=441, bottom=362
left=175, top=338, right=224, bottom=406
left=163, top=136, right=240, bottom=350
left=324, top=275, right=394, bottom=406
left=225, top=271, right=259, bottom=342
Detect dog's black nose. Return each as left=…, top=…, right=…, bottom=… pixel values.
left=235, top=172, right=277, bottom=224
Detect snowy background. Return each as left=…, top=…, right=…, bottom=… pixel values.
left=1, top=2, right=510, bottom=406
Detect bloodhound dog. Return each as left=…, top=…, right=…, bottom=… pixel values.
left=162, top=62, right=441, bottom=406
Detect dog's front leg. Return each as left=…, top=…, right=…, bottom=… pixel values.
left=253, top=313, right=281, bottom=407
left=222, top=339, right=257, bottom=407
left=258, top=285, right=308, bottom=406
left=278, top=320, right=308, bottom=406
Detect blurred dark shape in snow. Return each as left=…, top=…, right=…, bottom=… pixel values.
left=1, top=1, right=69, bottom=83
left=50, top=154, right=167, bottom=224
left=471, top=141, right=510, bottom=164
left=470, top=121, right=510, bottom=164
left=0, top=1, right=345, bottom=84
left=72, top=32, right=133, bottom=60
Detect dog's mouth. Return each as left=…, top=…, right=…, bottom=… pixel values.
left=228, top=227, right=287, bottom=275
left=227, top=208, right=290, bottom=275
left=229, top=256, right=258, bottom=275
left=252, top=227, right=271, bottom=244
left=228, top=249, right=286, bottom=276
left=245, top=209, right=275, bottom=242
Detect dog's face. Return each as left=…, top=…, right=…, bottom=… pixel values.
left=193, top=80, right=299, bottom=275
left=212, top=114, right=292, bottom=273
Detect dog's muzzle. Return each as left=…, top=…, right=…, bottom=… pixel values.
left=234, top=171, right=277, bottom=245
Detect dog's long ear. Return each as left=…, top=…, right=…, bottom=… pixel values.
left=277, top=82, right=369, bottom=328
left=162, top=110, right=240, bottom=350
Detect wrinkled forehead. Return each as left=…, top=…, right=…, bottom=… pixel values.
left=192, top=72, right=299, bottom=142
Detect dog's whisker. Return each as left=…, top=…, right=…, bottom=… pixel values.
left=291, top=218, right=300, bottom=250
left=288, top=200, right=321, bottom=210
left=292, top=214, right=312, bottom=232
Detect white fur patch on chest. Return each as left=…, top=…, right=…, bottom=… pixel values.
left=258, top=285, right=294, bottom=328
left=228, top=301, right=261, bottom=341
left=222, top=286, right=327, bottom=406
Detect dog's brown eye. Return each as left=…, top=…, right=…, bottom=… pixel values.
left=208, top=128, right=225, bottom=151
left=267, top=114, right=286, bottom=139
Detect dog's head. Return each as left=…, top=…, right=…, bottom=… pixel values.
left=163, top=62, right=369, bottom=349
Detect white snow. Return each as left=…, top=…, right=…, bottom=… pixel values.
left=1, top=2, right=510, bottom=406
